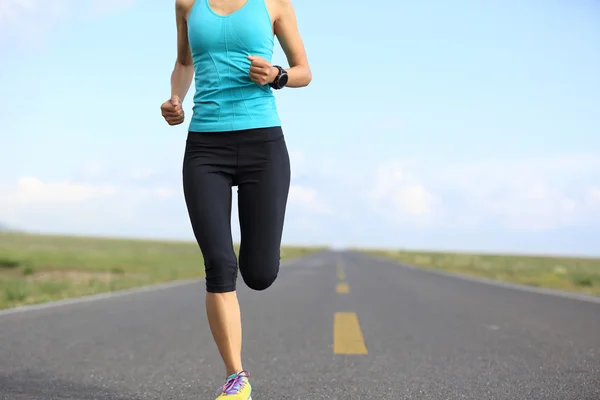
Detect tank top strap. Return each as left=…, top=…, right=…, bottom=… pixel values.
left=242, top=0, right=272, bottom=27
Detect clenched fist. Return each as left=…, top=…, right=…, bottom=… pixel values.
left=160, top=95, right=184, bottom=126
left=247, top=55, right=278, bottom=86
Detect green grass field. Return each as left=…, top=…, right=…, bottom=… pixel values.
left=3, top=231, right=598, bottom=310
left=363, top=248, right=600, bottom=296
left=0, top=232, right=325, bottom=310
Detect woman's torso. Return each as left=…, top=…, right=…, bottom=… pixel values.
left=187, top=0, right=281, bottom=132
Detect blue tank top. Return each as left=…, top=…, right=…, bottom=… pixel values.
left=187, top=0, right=281, bottom=132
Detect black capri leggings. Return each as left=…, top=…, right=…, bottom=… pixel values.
left=182, top=126, right=291, bottom=293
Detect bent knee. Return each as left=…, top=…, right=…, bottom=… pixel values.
left=244, top=274, right=277, bottom=291
left=240, top=259, right=280, bottom=291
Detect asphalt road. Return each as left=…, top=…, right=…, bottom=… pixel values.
left=0, top=251, right=599, bottom=400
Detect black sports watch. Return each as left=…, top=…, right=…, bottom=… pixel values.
left=269, top=65, right=288, bottom=89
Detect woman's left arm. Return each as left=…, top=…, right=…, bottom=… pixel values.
left=274, top=0, right=312, bottom=87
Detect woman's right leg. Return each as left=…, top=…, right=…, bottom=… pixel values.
left=182, top=132, right=245, bottom=380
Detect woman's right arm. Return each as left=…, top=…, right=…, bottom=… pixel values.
left=171, top=0, right=195, bottom=102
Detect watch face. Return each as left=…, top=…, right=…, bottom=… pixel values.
left=279, top=72, right=289, bottom=87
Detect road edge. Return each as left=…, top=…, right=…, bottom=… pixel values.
left=0, top=253, right=320, bottom=317
left=350, top=251, right=600, bottom=305
left=0, top=278, right=203, bottom=317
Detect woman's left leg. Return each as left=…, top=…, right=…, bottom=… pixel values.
left=236, top=126, right=291, bottom=290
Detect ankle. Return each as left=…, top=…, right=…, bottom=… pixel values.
left=226, top=367, right=244, bottom=377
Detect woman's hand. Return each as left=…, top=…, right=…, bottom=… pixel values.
left=247, top=55, right=278, bottom=86
left=161, top=95, right=185, bottom=126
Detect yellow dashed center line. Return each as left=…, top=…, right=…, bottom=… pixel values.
left=337, top=259, right=345, bottom=280
left=336, top=282, right=349, bottom=294
left=333, top=312, right=368, bottom=354
left=333, top=257, right=367, bottom=354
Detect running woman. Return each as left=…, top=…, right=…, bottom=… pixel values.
left=160, top=0, right=311, bottom=398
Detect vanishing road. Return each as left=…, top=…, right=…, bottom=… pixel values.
left=1, top=251, right=599, bottom=399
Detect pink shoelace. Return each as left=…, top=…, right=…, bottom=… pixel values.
left=218, top=370, right=250, bottom=395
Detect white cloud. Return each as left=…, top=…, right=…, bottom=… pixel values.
left=154, top=187, right=174, bottom=199
left=1, top=153, right=599, bottom=250
left=585, top=188, right=600, bottom=209
left=0, top=177, right=117, bottom=205
left=476, top=182, right=579, bottom=230
left=435, top=156, right=600, bottom=230
left=392, top=184, right=439, bottom=216
left=369, top=161, right=442, bottom=227
left=289, top=150, right=306, bottom=179
left=0, top=176, right=179, bottom=236
left=288, top=185, right=330, bottom=215
left=130, top=167, right=155, bottom=181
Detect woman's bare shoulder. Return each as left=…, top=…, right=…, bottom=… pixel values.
left=176, top=0, right=195, bottom=13
left=265, top=0, right=294, bottom=18
left=268, top=0, right=293, bottom=6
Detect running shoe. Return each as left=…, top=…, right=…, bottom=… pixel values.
left=215, top=370, right=252, bottom=399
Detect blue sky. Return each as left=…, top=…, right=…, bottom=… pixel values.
left=1, top=0, right=599, bottom=256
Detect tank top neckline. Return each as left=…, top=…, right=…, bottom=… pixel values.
left=204, top=0, right=253, bottom=18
